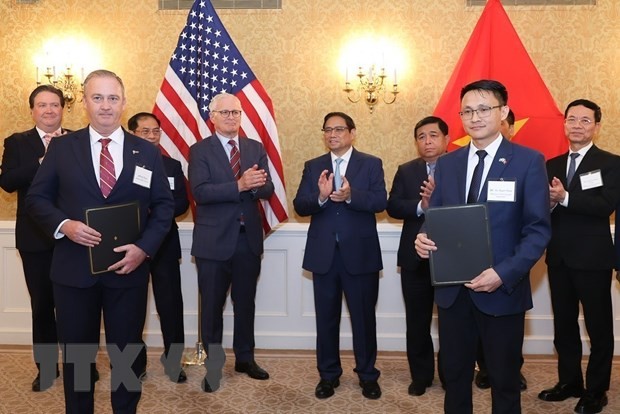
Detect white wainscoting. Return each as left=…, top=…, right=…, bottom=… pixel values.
left=1, top=220, right=619, bottom=355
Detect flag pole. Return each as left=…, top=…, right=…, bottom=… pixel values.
left=183, top=291, right=206, bottom=366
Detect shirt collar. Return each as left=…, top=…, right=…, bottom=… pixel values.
left=89, top=125, right=124, bottom=146
left=331, top=146, right=353, bottom=164
left=216, top=132, right=239, bottom=147
left=468, top=133, right=503, bottom=161
left=35, top=126, right=62, bottom=139
left=570, top=141, right=593, bottom=157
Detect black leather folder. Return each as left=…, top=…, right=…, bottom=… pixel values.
left=425, top=204, right=493, bottom=286
left=85, top=202, right=140, bottom=275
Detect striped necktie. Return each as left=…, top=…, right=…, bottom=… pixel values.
left=229, top=139, right=240, bottom=180
left=99, top=138, right=116, bottom=198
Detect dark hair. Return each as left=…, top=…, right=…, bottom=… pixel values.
left=323, top=112, right=355, bottom=130
left=564, top=99, right=601, bottom=122
left=506, top=109, right=515, bottom=126
left=29, top=85, right=65, bottom=109
left=128, top=112, right=161, bottom=132
left=460, top=79, right=508, bottom=106
left=414, top=116, right=449, bottom=137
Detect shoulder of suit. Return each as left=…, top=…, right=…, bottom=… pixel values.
left=162, top=154, right=182, bottom=167
left=351, top=148, right=382, bottom=163
left=508, top=140, right=538, bottom=155
left=3, top=128, right=37, bottom=142
left=397, top=158, right=424, bottom=170
left=239, top=136, right=265, bottom=148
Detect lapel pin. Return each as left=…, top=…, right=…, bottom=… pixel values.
left=132, top=150, right=140, bottom=155
left=498, top=158, right=507, bottom=165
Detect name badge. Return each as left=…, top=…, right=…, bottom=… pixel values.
left=487, top=179, right=516, bottom=202
left=579, top=169, right=603, bottom=190
left=168, top=177, right=175, bottom=190
left=133, top=165, right=152, bottom=188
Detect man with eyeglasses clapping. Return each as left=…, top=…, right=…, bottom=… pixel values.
left=293, top=112, right=387, bottom=401
left=189, top=93, right=274, bottom=392
left=539, top=99, right=620, bottom=414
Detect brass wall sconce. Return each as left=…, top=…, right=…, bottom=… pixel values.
left=36, top=66, right=84, bottom=112
left=343, top=65, right=399, bottom=113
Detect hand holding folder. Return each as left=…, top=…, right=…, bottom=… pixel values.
left=85, top=202, right=141, bottom=275
left=424, top=204, right=493, bottom=286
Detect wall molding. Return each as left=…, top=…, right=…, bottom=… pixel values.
left=1, top=220, right=619, bottom=355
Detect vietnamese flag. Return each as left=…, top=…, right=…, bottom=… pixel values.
left=433, top=0, right=565, bottom=160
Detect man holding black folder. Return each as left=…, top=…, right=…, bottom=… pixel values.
left=415, top=79, right=551, bottom=414
left=26, top=70, right=174, bottom=414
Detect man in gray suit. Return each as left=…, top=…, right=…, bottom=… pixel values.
left=189, top=93, right=274, bottom=392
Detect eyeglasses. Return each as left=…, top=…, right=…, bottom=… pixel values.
left=565, top=117, right=595, bottom=127
left=134, top=128, right=161, bottom=136
left=213, top=110, right=242, bottom=118
left=321, top=126, right=349, bottom=135
left=459, top=105, right=503, bottom=120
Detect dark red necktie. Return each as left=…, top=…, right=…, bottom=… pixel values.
left=229, top=139, right=240, bottom=180
left=99, top=138, right=116, bottom=198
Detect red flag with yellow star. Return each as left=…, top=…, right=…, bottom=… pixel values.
left=433, top=0, right=565, bottom=160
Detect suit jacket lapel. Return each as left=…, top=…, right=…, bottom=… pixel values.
left=209, top=136, right=235, bottom=180
left=343, top=148, right=361, bottom=183
left=569, top=145, right=598, bottom=190
left=453, top=147, right=469, bottom=203
left=70, top=129, right=100, bottom=194
left=117, top=131, right=139, bottom=190
left=25, top=128, right=46, bottom=158
left=478, top=139, right=512, bottom=203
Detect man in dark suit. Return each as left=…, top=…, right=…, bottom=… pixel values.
left=293, top=112, right=387, bottom=400
left=474, top=108, right=527, bottom=392
left=415, top=79, right=551, bottom=414
left=128, top=112, right=189, bottom=383
left=386, top=116, right=449, bottom=396
left=26, top=70, right=174, bottom=414
left=189, top=92, right=274, bottom=393
left=0, top=85, right=67, bottom=391
left=538, top=99, right=620, bottom=414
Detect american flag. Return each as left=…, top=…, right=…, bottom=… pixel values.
left=153, top=0, right=288, bottom=232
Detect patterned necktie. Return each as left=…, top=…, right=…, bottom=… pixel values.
left=334, top=158, right=344, bottom=190
left=428, top=162, right=436, bottom=179
left=99, top=138, right=116, bottom=198
left=566, top=153, right=580, bottom=186
left=229, top=139, right=241, bottom=180
left=43, top=134, right=53, bottom=147
left=467, top=150, right=487, bottom=204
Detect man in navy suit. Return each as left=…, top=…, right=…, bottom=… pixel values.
left=538, top=99, right=620, bottom=414
left=128, top=112, right=189, bottom=383
left=474, top=109, right=527, bottom=392
left=387, top=116, right=449, bottom=396
left=26, top=70, right=174, bottom=414
left=415, top=80, right=551, bottom=414
left=189, top=93, right=274, bottom=392
left=293, top=112, right=387, bottom=400
left=0, top=85, right=66, bottom=391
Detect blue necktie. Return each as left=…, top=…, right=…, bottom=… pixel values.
left=428, top=162, right=436, bottom=179
left=467, top=150, right=487, bottom=204
left=566, top=153, right=580, bottom=186
left=334, top=158, right=344, bottom=191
